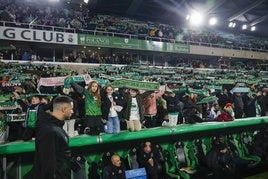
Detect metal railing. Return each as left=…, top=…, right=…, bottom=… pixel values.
left=0, top=21, right=267, bottom=53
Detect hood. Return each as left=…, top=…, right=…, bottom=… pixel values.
left=37, top=108, right=65, bottom=128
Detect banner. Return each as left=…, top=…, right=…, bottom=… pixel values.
left=0, top=102, right=21, bottom=110
left=0, top=26, right=78, bottom=45
left=217, top=79, right=235, bottom=85
left=99, top=74, right=121, bottom=80
left=0, top=94, right=13, bottom=102
left=38, top=76, right=66, bottom=87
left=39, top=74, right=91, bottom=88
left=78, top=34, right=190, bottom=53
left=6, top=114, right=26, bottom=122
left=63, top=74, right=92, bottom=89
left=205, top=85, right=222, bottom=90
left=1, top=81, right=22, bottom=87
left=111, top=79, right=160, bottom=91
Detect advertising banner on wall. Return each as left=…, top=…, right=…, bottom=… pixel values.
left=78, top=35, right=140, bottom=49
left=0, top=26, right=78, bottom=45
left=78, top=34, right=190, bottom=53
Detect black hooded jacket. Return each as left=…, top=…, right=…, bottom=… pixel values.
left=33, top=109, right=71, bottom=179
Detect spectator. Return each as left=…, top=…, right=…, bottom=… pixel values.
left=216, top=103, right=235, bottom=122
left=243, top=93, right=258, bottom=117
left=101, top=85, right=126, bottom=134
left=217, top=88, right=232, bottom=110
left=251, top=130, right=268, bottom=164
left=209, top=103, right=221, bottom=120
left=68, top=53, right=75, bottom=63
left=143, top=90, right=164, bottom=128
left=21, top=51, right=31, bottom=61
left=120, top=88, right=151, bottom=132
left=13, top=94, right=44, bottom=141
left=162, top=91, right=182, bottom=126
left=33, top=95, right=73, bottom=179
left=102, top=154, right=126, bottom=179
left=256, top=89, right=266, bottom=116
left=206, top=141, right=246, bottom=179
left=233, top=92, right=244, bottom=119
left=182, top=93, right=203, bottom=124
left=137, top=141, right=163, bottom=179
left=71, top=80, right=103, bottom=135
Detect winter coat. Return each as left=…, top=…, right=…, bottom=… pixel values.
left=33, top=109, right=71, bottom=179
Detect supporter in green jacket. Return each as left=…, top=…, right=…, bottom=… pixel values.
left=71, top=81, right=103, bottom=135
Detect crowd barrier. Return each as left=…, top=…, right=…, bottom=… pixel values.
left=0, top=117, right=268, bottom=179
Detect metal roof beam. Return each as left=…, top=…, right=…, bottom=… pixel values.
left=207, top=0, right=228, bottom=14
left=250, top=14, right=268, bottom=26
left=228, top=0, right=266, bottom=21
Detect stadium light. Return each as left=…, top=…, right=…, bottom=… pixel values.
left=242, top=24, right=247, bottom=30
left=189, top=12, right=204, bottom=26
left=84, top=0, right=89, bottom=3
left=250, top=26, right=256, bottom=31
left=228, top=22, right=236, bottom=28
left=209, top=17, right=217, bottom=26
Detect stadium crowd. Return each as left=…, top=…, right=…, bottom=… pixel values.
left=1, top=1, right=268, bottom=179
left=0, top=0, right=267, bottom=51
left=1, top=61, right=268, bottom=139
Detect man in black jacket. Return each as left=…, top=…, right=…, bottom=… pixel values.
left=206, top=143, right=233, bottom=179
left=102, top=154, right=126, bottom=179
left=33, top=95, right=73, bottom=179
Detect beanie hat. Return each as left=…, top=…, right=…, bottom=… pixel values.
left=225, top=103, right=232, bottom=108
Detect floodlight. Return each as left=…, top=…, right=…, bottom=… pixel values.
left=84, top=0, right=89, bottom=3
left=228, top=22, right=236, bottom=28
left=250, top=26, right=256, bottom=31
left=209, top=17, right=217, bottom=26
left=189, top=12, right=204, bottom=26
left=242, top=24, right=247, bottom=30
left=232, top=22, right=236, bottom=28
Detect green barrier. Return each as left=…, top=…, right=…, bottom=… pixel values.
left=1, top=117, right=268, bottom=155
left=0, top=117, right=268, bottom=179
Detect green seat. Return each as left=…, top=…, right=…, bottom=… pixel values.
left=163, top=145, right=180, bottom=178
left=201, top=137, right=213, bottom=155
left=234, top=133, right=261, bottom=165
left=163, top=142, right=191, bottom=179
left=225, top=134, right=261, bottom=166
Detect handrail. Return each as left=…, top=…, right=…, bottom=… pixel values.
left=0, top=21, right=267, bottom=53
left=0, top=116, right=267, bottom=155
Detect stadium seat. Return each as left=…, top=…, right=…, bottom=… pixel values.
left=224, top=134, right=261, bottom=167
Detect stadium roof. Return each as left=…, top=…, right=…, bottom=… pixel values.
left=82, top=0, right=268, bottom=37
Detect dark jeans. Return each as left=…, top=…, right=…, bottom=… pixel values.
left=144, top=115, right=157, bottom=128
left=84, top=115, right=103, bottom=135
